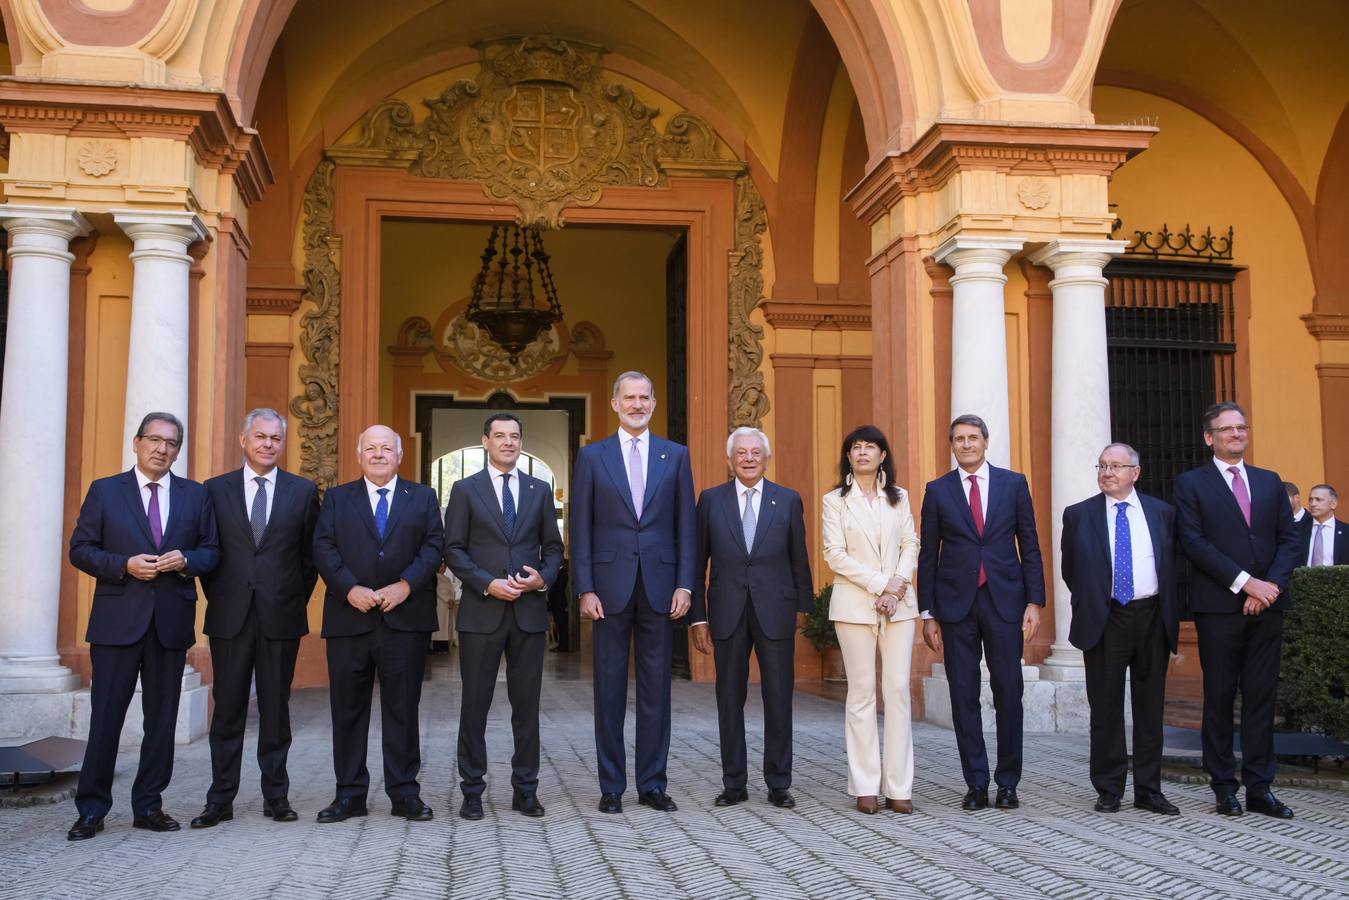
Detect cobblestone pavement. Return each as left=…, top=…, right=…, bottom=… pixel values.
left=3, top=654, right=1348, bottom=899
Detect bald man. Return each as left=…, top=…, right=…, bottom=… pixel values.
left=311, top=426, right=444, bottom=823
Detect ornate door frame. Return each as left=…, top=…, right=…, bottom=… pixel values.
left=288, top=36, right=768, bottom=496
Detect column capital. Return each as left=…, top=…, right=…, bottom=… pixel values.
left=1028, top=238, right=1127, bottom=271
left=111, top=209, right=209, bottom=246
left=932, top=236, right=1024, bottom=287
left=0, top=204, right=92, bottom=240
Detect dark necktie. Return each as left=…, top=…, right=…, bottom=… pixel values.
left=147, top=482, right=163, bottom=548
left=967, top=474, right=986, bottom=586
left=250, top=476, right=268, bottom=545
left=501, top=473, right=516, bottom=539
left=1113, top=501, right=1134, bottom=603
left=375, top=488, right=389, bottom=540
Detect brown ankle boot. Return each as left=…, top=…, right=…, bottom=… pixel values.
left=855, top=795, right=879, bottom=814
left=886, top=798, right=913, bottom=814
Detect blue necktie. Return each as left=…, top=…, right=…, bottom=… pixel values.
left=375, top=488, right=389, bottom=540
left=501, top=473, right=516, bottom=539
left=1113, top=501, right=1133, bottom=604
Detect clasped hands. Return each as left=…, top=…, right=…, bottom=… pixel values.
left=1242, top=577, right=1280, bottom=615
left=873, top=575, right=909, bottom=617
left=347, top=578, right=412, bottom=613
left=486, top=565, right=546, bottom=601
left=125, top=550, right=187, bottom=581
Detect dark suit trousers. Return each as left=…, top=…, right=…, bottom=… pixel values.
left=457, top=601, right=545, bottom=798
left=940, top=585, right=1024, bottom=791
left=592, top=574, right=672, bottom=795
left=1083, top=596, right=1168, bottom=797
left=326, top=621, right=428, bottom=802
left=76, top=622, right=186, bottom=818
left=1194, top=609, right=1283, bottom=795
left=713, top=601, right=795, bottom=791
left=206, top=606, right=300, bottom=805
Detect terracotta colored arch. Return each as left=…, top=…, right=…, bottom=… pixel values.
left=228, top=0, right=916, bottom=156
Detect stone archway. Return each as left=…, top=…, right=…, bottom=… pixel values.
left=287, top=36, right=768, bottom=494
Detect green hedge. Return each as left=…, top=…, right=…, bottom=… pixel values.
left=1279, top=565, right=1349, bottom=741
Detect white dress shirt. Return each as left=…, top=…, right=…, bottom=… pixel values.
left=1105, top=489, right=1159, bottom=600
left=958, top=460, right=991, bottom=521
left=1213, top=457, right=1252, bottom=593
left=1307, top=517, right=1337, bottom=566
left=1293, top=508, right=1306, bottom=523
left=736, top=477, right=764, bottom=523
left=487, top=462, right=521, bottom=513
left=134, top=466, right=170, bottom=534
left=365, top=475, right=399, bottom=515
left=621, top=429, right=650, bottom=494
left=243, top=463, right=277, bottom=524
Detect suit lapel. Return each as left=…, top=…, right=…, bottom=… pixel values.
left=721, top=483, right=748, bottom=556
left=164, top=474, right=185, bottom=544
left=600, top=435, right=638, bottom=521
left=752, top=481, right=781, bottom=555
left=1140, top=494, right=1165, bottom=567
left=1337, top=520, right=1348, bottom=565
left=1204, top=463, right=1250, bottom=531
left=121, top=469, right=157, bottom=548
left=1089, top=493, right=1111, bottom=568
left=229, top=469, right=257, bottom=549
left=985, top=466, right=1005, bottom=531
left=643, top=437, right=670, bottom=515
left=946, top=470, right=979, bottom=540
left=355, top=481, right=383, bottom=543
left=380, top=479, right=413, bottom=542
left=471, top=469, right=509, bottom=541
left=844, top=489, right=883, bottom=558
left=257, top=471, right=287, bottom=551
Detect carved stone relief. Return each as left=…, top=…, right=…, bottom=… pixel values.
left=293, top=36, right=769, bottom=488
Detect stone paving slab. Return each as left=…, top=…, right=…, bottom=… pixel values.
left=2, top=655, right=1347, bottom=899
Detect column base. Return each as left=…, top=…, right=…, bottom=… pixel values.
left=70, top=667, right=208, bottom=747
left=1039, top=645, right=1088, bottom=682
left=0, top=688, right=80, bottom=742
left=921, top=663, right=1130, bottom=734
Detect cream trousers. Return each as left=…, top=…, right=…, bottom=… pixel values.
left=835, top=619, right=915, bottom=799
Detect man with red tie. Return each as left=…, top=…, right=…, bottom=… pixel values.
left=1173, top=402, right=1301, bottom=819
left=66, top=412, right=220, bottom=840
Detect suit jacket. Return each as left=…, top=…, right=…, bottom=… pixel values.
left=312, top=477, right=444, bottom=637
left=444, top=467, right=564, bottom=634
left=69, top=469, right=220, bottom=650
left=690, top=479, right=813, bottom=641
left=820, top=486, right=920, bottom=625
left=916, top=465, right=1046, bottom=624
left=570, top=432, right=697, bottom=614
left=1061, top=491, right=1180, bottom=652
left=201, top=468, right=320, bottom=641
left=1173, top=462, right=1300, bottom=613
left=1299, top=516, right=1348, bottom=566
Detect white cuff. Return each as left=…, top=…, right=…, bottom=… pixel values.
left=1230, top=571, right=1250, bottom=594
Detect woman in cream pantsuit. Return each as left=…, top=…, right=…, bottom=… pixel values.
left=822, top=424, right=920, bottom=814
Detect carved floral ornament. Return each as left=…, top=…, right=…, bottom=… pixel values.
left=290, top=36, right=769, bottom=491
left=77, top=140, right=119, bottom=177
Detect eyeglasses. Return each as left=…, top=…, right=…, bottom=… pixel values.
left=1207, top=425, right=1250, bottom=436
left=1095, top=464, right=1138, bottom=474
left=138, top=435, right=181, bottom=450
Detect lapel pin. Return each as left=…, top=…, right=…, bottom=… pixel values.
left=661, top=453, right=667, bottom=459
left=771, top=500, right=777, bottom=505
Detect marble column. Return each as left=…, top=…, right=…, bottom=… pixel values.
left=0, top=205, right=92, bottom=735
left=112, top=210, right=208, bottom=475
left=1030, top=239, right=1126, bottom=680
left=932, top=236, right=1024, bottom=467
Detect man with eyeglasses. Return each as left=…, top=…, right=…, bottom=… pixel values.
left=66, top=412, right=220, bottom=840
left=1173, top=402, right=1301, bottom=819
left=1061, top=444, right=1180, bottom=816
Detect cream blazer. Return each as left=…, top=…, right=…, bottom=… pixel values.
left=821, top=487, right=920, bottom=625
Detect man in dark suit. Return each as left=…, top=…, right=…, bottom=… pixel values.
left=311, top=424, right=444, bottom=823
left=1302, top=484, right=1345, bottom=566
left=1061, top=443, right=1180, bottom=816
left=690, top=427, right=813, bottom=809
left=190, top=409, right=319, bottom=828
left=66, top=412, right=219, bottom=841
left=573, top=371, right=696, bottom=813
left=444, top=413, right=563, bottom=821
left=1173, top=401, right=1301, bottom=819
left=917, top=413, right=1045, bottom=811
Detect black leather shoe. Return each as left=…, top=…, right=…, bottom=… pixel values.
left=1094, top=791, right=1120, bottom=813
left=316, top=797, right=368, bottom=823
left=1214, top=794, right=1243, bottom=817
left=767, top=789, right=796, bottom=809
left=638, top=789, right=678, bottom=812
left=598, top=793, right=623, bottom=814
left=1134, top=791, right=1180, bottom=816
left=1247, top=791, right=1294, bottom=819
left=391, top=795, right=433, bottom=821
left=962, top=789, right=989, bottom=811
left=67, top=815, right=104, bottom=841
left=263, top=797, right=298, bottom=822
left=512, top=793, right=545, bottom=818
left=994, top=788, right=1019, bottom=810
left=459, top=795, right=484, bottom=820
left=190, top=803, right=233, bottom=829
left=133, top=809, right=181, bottom=832
left=715, top=787, right=749, bottom=807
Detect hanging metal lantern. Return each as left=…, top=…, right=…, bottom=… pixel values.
left=466, top=223, right=563, bottom=362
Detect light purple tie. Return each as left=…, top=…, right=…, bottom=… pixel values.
left=147, top=482, right=163, bottom=548
left=1228, top=466, right=1251, bottom=528
left=628, top=437, right=645, bottom=519
left=1311, top=524, right=1326, bottom=567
